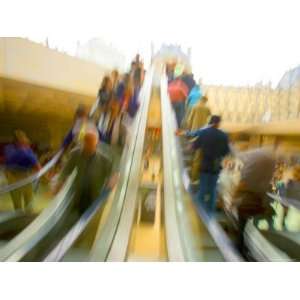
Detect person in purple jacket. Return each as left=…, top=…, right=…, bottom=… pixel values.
left=4, top=130, right=41, bottom=211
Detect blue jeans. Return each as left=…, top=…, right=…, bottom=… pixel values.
left=197, top=172, right=219, bottom=214
left=172, top=102, right=185, bottom=127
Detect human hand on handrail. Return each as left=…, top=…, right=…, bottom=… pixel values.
left=175, top=129, right=186, bottom=136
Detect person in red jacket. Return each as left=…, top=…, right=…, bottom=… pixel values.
left=168, top=78, right=189, bottom=127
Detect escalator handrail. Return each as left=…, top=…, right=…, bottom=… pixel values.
left=89, top=95, right=100, bottom=118
left=267, top=192, right=300, bottom=211
left=160, top=71, right=186, bottom=261
left=44, top=188, right=110, bottom=262
left=0, top=148, right=64, bottom=195
left=0, top=77, right=104, bottom=260
left=161, top=72, right=243, bottom=262
left=0, top=170, right=76, bottom=261
left=43, top=120, right=138, bottom=261
left=104, top=67, right=154, bottom=261
left=0, top=89, right=99, bottom=196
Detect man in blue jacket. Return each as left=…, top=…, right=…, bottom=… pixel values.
left=192, top=115, right=230, bottom=214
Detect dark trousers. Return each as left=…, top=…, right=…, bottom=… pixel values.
left=197, top=172, right=219, bottom=214
left=172, top=102, right=185, bottom=128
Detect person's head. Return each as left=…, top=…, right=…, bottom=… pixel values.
left=13, top=130, right=30, bottom=147
left=82, top=130, right=99, bottom=155
left=135, top=54, right=140, bottom=63
left=101, top=75, right=112, bottom=91
left=123, top=73, right=131, bottom=87
left=131, top=61, right=136, bottom=71
left=208, top=115, right=221, bottom=128
left=75, top=104, right=88, bottom=121
left=111, top=70, right=119, bottom=83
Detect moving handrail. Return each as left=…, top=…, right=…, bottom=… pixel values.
left=103, top=66, right=154, bottom=261
left=267, top=192, right=300, bottom=211
left=160, top=72, right=186, bottom=261
left=160, top=72, right=243, bottom=262
left=44, top=188, right=110, bottom=262
left=0, top=148, right=64, bottom=196
left=44, top=121, right=136, bottom=261
left=48, top=67, right=155, bottom=262
left=0, top=171, right=76, bottom=261
left=0, top=86, right=99, bottom=197
left=89, top=98, right=99, bottom=119
left=0, top=78, right=109, bottom=260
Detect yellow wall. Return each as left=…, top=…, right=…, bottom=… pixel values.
left=0, top=77, right=95, bottom=149
left=0, top=38, right=115, bottom=148
left=0, top=38, right=110, bottom=96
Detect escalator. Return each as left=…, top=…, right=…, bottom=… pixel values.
left=0, top=62, right=244, bottom=262
left=102, top=64, right=242, bottom=262
left=0, top=149, right=65, bottom=259
left=42, top=66, right=155, bottom=262
left=161, top=62, right=300, bottom=262
left=160, top=71, right=243, bottom=261
left=0, top=73, right=130, bottom=261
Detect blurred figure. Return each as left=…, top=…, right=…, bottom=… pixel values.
left=232, top=147, right=276, bottom=250
left=176, top=96, right=212, bottom=182
left=186, top=80, right=203, bottom=109
left=134, top=53, right=140, bottom=64
left=282, top=164, right=300, bottom=200
left=168, top=78, right=189, bottom=127
left=280, top=164, right=300, bottom=229
left=54, top=130, right=118, bottom=214
left=4, top=130, right=41, bottom=211
left=120, top=73, right=133, bottom=113
left=166, top=61, right=176, bottom=83
left=192, top=116, right=230, bottom=214
left=185, top=95, right=211, bottom=131
left=180, top=71, right=196, bottom=93
left=95, top=76, right=114, bottom=141
left=111, top=69, right=119, bottom=92
left=133, top=62, right=143, bottom=90
left=61, top=104, right=89, bottom=151
left=98, top=76, right=113, bottom=109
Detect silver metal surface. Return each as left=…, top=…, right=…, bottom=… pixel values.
left=103, top=67, right=154, bottom=261
left=0, top=171, right=76, bottom=261
left=160, top=72, right=185, bottom=261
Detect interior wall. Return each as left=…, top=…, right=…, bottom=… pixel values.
left=0, top=77, right=94, bottom=149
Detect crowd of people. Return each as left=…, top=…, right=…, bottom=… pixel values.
left=91, top=54, right=145, bottom=145
left=167, top=61, right=300, bottom=252
left=0, top=54, right=145, bottom=215
left=1, top=55, right=299, bottom=255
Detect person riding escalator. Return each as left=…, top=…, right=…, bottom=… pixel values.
left=3, top=130, right=41, bottom=212
left=53, top=130, right=119, bottom=215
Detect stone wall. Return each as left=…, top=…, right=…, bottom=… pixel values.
left=204, top=84, right=300, bottom=124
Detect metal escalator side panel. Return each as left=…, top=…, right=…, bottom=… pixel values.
left=104, top=67, right=154, bottom=262
left=244, top=220, right=291, bottom=262
left=0, top=170, right=77, bottom=261
left=160, top=71, right=243, bottom=262
left=160, top=73, right=185, bottom=261
left=88, top=141, right=137, bottom=261
left=0, top=89, right=98, bottom=197
left=44, top=189, right=110, bottom=262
